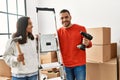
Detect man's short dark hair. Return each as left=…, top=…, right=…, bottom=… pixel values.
left=60, top=9, right=70, bottom=15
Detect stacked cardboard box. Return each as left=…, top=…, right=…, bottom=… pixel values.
left=0, top=59, right=11, bottom=80
left=40, top=51, right=58, bottom=64
left=87, top=58, right=117, bottom=80
left=117, top=55, right=120, bottom=80
left=86, top=27, right=117, bottom=80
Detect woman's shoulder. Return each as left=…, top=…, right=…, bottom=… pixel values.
left=5, top=39, right=16, bottom=49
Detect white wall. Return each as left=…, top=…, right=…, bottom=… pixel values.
left=26, top=0, right=38, bottom=34
left=26, top=0, right=120, bottom=55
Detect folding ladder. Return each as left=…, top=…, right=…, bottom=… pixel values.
left=36, top=7, right=65, bottom=80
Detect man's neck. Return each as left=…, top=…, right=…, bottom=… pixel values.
left=65, top=24, right=72, bottom=28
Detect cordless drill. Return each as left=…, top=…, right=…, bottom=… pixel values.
left=77, top=31, right=93, bottom=50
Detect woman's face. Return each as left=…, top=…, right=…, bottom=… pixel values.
left=26, top=19, right=33, bottom=33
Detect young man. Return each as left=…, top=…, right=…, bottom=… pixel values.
left=57, top=9, right=92, bottom=80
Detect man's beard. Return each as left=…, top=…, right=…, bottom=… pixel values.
left=62, top=21, right=71, bottom=28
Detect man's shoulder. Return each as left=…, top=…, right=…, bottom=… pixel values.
left=73, top=24, right=86, bottom=29
left=73, top=24, right=85, bottom=27
left=58, top=27, right=64, bottom=31
left=72, top=24, right=86, bottom=32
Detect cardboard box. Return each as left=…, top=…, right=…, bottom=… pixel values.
left=41, top=70, right=60, bottom=79
left=40, top=51, right=57, bottom=60
left=87, top=58, right=117, bottom=80
left=100, top=58, right=117, bottom=80
left=0, top=59, right=11, bottom=77
left=46, top=72, right=60, bottom=79
left=86, top=44, right=111, bottom=63
left=40, top=51, right=58, bottom=64
left=110, top=43, right=117, bottom=58
left=86, top=62, right=101, bottom=80
left=87, top=27, right=111, bottom=45
left=41, top=58, right=58, bottom=64
left=0, top=77, right=11, bottom=80
left=119, top=56, right=120, bottom=80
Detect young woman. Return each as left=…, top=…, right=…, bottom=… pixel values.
left=3, top=16, right=39, bottom=80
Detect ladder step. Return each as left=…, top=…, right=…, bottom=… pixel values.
left=48, top=77, right=62, bottom=80
left=39, top=62, right=62, bottom=69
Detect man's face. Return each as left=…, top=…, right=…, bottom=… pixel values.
left=60, top=12, right=71, bottom=28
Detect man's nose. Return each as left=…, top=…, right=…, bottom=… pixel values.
left=62, top=18, right=66, bottom=21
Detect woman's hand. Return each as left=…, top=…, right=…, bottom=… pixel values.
left=17, top=53, right=24, bottom=62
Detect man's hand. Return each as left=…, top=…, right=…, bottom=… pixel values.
left=83, top=37, right=90, bottom=47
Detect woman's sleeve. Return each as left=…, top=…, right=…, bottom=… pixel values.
left=3, top=39, right=19, bottom=67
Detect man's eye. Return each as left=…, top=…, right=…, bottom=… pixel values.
left=65, top=16, right=68, bottom=19
left=61, top=17, right=63, bottom=20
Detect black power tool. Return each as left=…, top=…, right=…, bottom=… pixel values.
left=77, top=31, right=93, bottom=50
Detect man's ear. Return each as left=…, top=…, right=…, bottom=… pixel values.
left=70, top=15, right=72, bottom=20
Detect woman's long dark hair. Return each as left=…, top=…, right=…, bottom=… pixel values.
left=12, top=16, right=34, bottom=44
